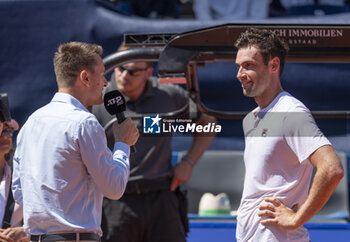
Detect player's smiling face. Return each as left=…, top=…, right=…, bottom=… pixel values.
left=235, top=46, right=271, bottom=99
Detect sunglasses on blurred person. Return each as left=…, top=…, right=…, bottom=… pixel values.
left=0, top=126, right=14, bottom=137
left=118, top=65, right=148, bottom=77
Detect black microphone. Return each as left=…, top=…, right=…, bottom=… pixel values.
left=104, top=90, right=136, bottom=153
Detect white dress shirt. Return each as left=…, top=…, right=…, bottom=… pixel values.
left=12, top=93, right=130, bottom=236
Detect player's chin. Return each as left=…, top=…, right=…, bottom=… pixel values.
left=242, top=89, right=255, bottom=97
left=242, top=90, right=251, bottom=97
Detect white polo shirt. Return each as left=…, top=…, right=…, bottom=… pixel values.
left=236, top=92, right=331, bottom=242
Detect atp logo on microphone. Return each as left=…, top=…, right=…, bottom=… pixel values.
left=143, top=114, right=162, bottom=134
left=107, top=96, right=124, bottom=107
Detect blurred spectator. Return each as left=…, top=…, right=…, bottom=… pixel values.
left=178, top=0, right=195, bottom=18
left=280, top=0, right=349, bottom=16
left=109, top=0, right=131, bottom=15
left=281, top=0, right=345, bottom=7
left=0, top=119, right=28, bottom=241
left=103, top=0, right=181, bottom=18
left=130, top=0, right=180, bottom=18
left=269, top=0, right=288, bottom=17
left=192, top=0, right=269, bottom=20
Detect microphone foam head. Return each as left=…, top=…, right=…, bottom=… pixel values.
left=103, top=90, right=126, bottom=115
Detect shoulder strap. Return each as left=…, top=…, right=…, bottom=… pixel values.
left=2, top=180, right=15, bottom=229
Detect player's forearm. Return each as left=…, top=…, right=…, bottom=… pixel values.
left=186, top=135, right=215, bottom=162
left=294, top=166, right=343, bottom=227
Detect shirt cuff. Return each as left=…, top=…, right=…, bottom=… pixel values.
left=113, top=142, right=130, bottom=158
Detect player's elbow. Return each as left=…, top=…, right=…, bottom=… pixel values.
left=329, top=164, right=344, bottom=184
left=103, top=186, right=126, bottom=200
left=102, top=179, right=128, bottom=200
left=334, top=167, right=344, bottom=182
left=106, top=192, right=124, bottom=200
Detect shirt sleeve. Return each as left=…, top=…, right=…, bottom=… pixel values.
left=12, top=131, right=23, bottom=206
left=78, top=116, right=130, bottom=200
left=283, top=109, right=331, bottom=163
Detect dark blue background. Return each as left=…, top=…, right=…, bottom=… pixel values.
left=1, top=0, right=349, bottom=153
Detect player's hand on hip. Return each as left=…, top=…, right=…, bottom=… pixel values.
left=258, top=197, right=299, bottom=230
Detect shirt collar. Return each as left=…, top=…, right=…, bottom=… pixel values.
left=253, top=91, right=289, bottom=118
left=51, top=92, right=89, bottom=112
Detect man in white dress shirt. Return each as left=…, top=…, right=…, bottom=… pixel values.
left=12, top=42, right=139, bottom=242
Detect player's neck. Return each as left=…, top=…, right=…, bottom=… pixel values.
left=255, top=86, right=283, bottom=109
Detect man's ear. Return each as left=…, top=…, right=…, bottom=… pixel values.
left=79, top=70, right=89, bottom=87
left=270, top=57, right=280, bottom=73
left=146, top=67, right=154, bottom=79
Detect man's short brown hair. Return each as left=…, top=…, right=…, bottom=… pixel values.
left=235, top=28, right=289, bottom=76
left=53, top=42, right=103, bottom=88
